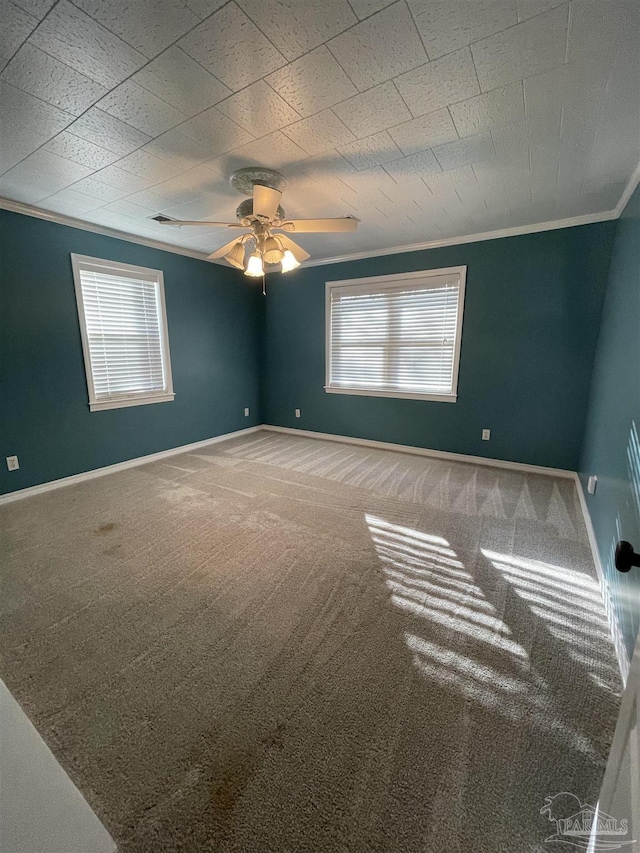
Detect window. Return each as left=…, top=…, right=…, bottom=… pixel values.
left=326, top=267, right=466, bottom=403
left=71, top=254, right=174, bottom=412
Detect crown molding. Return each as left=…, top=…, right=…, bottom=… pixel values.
left=613, top=162, right=640, bottom=218
left=0, top=197, right=213, bottom=263
left=4, top=161, right=639, bottom=272
left=298, top=208, right=618, bottom=268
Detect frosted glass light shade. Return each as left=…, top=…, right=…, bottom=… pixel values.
left=281, top=250, right=300, bottom=272
left=263, top=236, right=284, bottom=264
left=245, top=252, right=264, bottom=277
left=225, top=240, right=245, bottom=269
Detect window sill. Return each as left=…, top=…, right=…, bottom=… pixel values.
left=324, top=386, right=457, bottom=403
left=89, top=393, right=175, bottom=412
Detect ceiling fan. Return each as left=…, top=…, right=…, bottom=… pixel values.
left=156, top=167, right=357, bottom=278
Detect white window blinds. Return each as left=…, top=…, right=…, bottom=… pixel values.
left=326, top=268, right=465, bottom=402
left=72, top=255, right=174, bottom=412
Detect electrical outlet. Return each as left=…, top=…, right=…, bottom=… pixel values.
left=482, top=429, right=491, bottom=441
left=6, top=455, right=19, bottom=471
left=295, top=408, right=301, bottom=418
left=587, top=475, right=597, bottom=495
left=244, top=407, right=249, bottom=417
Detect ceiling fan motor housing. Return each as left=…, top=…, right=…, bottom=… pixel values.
left=231, top=167, right=288, bottom=224
left=235, top=198, right=286, bottom=224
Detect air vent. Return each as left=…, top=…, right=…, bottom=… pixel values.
left=150, top=214, right=174, bottom=222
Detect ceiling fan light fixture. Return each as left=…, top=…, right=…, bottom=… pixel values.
left=280, top=250, right=301, bottom=272
left=225, top=239, right=246, bottom=269
left=244, top=252, right=264, bottom=277
left=262, top=235, right=284, bottom=265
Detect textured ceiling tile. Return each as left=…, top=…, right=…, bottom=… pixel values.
left=432, top=132, right=495, bottom=170
left=327, top=2, right=427, bottom=91
left=11, top=0, right=55, bottom=19
left=0, top=124, right=50, bottom=174
left=236, top=0, right=356, bottom=61
left=97, top=80, right=188, bottom=137
left=182, top=0, right=227, bottom=19
left=449, top=82, right=524, bottom=137
left=0, top=0, right=38, bottom=69
left=524, top=58, right=611, bottom=149
left=0, top=80, right=75, bottom=137
left=585, top=46, right=640, bottom=188
left=82, top=207, right=149, bottom=233
left=424, top=164, right=478, bottom=195
left=217, top=80, right=301, bottom=137
left=394, top=48, right=480, bottom=118
left=266, top=47, right=357, bottom=118
left=471, top=5, right=569, bottom=92
left=388, top=109, right=459, bottom=156
left=339, top=131, right=403, bottom=170
left=162, top=192, right=235, bottom=222
left=121, top=187, right=179, bottom=211
left=1, top=149, right=92, bottom=192
left=230, top=131, right=309, bottom=170
left=115, top=149, right=189, bottom=183
left=332, top=82, right=411, bottom=139
left=567, top=0, right=640, bottom=65
left=71, top=176, right=130, bottom=201
left=348, top=0, right=396, bottom=19
left=73, top=0, right=199, bottom=58
left=43, top=131, right=122, bottom=169
left=516, top=0, right=565, bottom=21
left=133, top=47, right=231, bottom=118
left=1, top=43, right=107, bottom=115
left=179, top=3, right=286, bottom=92
left=102, top=198, right=159, bottom=219
left=143, top=128, right=212, bottom=170
left=282, top=110, right=355, bottom=156
left=383, top=148, right=442, bottom=182
left=150, top=170, right=223, bottom=204
left=92, top=163, right=157, bottom=192
left=66, top=108, right=151, bottom=157
left=179, top=106, right=254, bottom=154
left=490, top=122, right=530, bottom=169
left=30, top=0, right=147, bottom=88
left=39, top=188, right=104, bottom=215
left=0, top=176, right=59, bottom=204
left=408, top=0, right=517, bottom=59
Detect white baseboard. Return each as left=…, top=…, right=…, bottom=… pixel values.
left=0, top=426, right=262, bottom=506
left=262, top=424, right=576, bottom=478
left=573, top=473, right=631, bottom=686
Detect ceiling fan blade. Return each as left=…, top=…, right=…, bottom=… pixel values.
left=157, top=220, right=247, bottom=227
left=277, top=234, right=310, bottom=262
left=253, top=184, right=282, bottom=220
left=280, top=217, right=358, bottom=233
left=207, top=237, right=243, bottom=260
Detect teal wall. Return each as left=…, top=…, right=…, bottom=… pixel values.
left=0, top=210, right=262, bottom=495
left=580, top=184, right=640, bottom=660
left=262, top=222, right=616, bottom=470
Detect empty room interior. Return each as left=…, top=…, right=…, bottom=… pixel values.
left=1, top=0, right=640, bottom=851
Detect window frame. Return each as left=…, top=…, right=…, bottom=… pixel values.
left=325, top=266, right=466, bottom=403
left=71, top=253, right=175, bottom=412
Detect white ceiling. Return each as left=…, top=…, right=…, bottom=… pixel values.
left=1, top=0, right=638, bottom=263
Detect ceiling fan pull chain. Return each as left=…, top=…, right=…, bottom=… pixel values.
left=262, top=274, right=266, bottom=296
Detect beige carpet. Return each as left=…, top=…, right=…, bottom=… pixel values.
left=0, top=431, right=622, bottom=852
